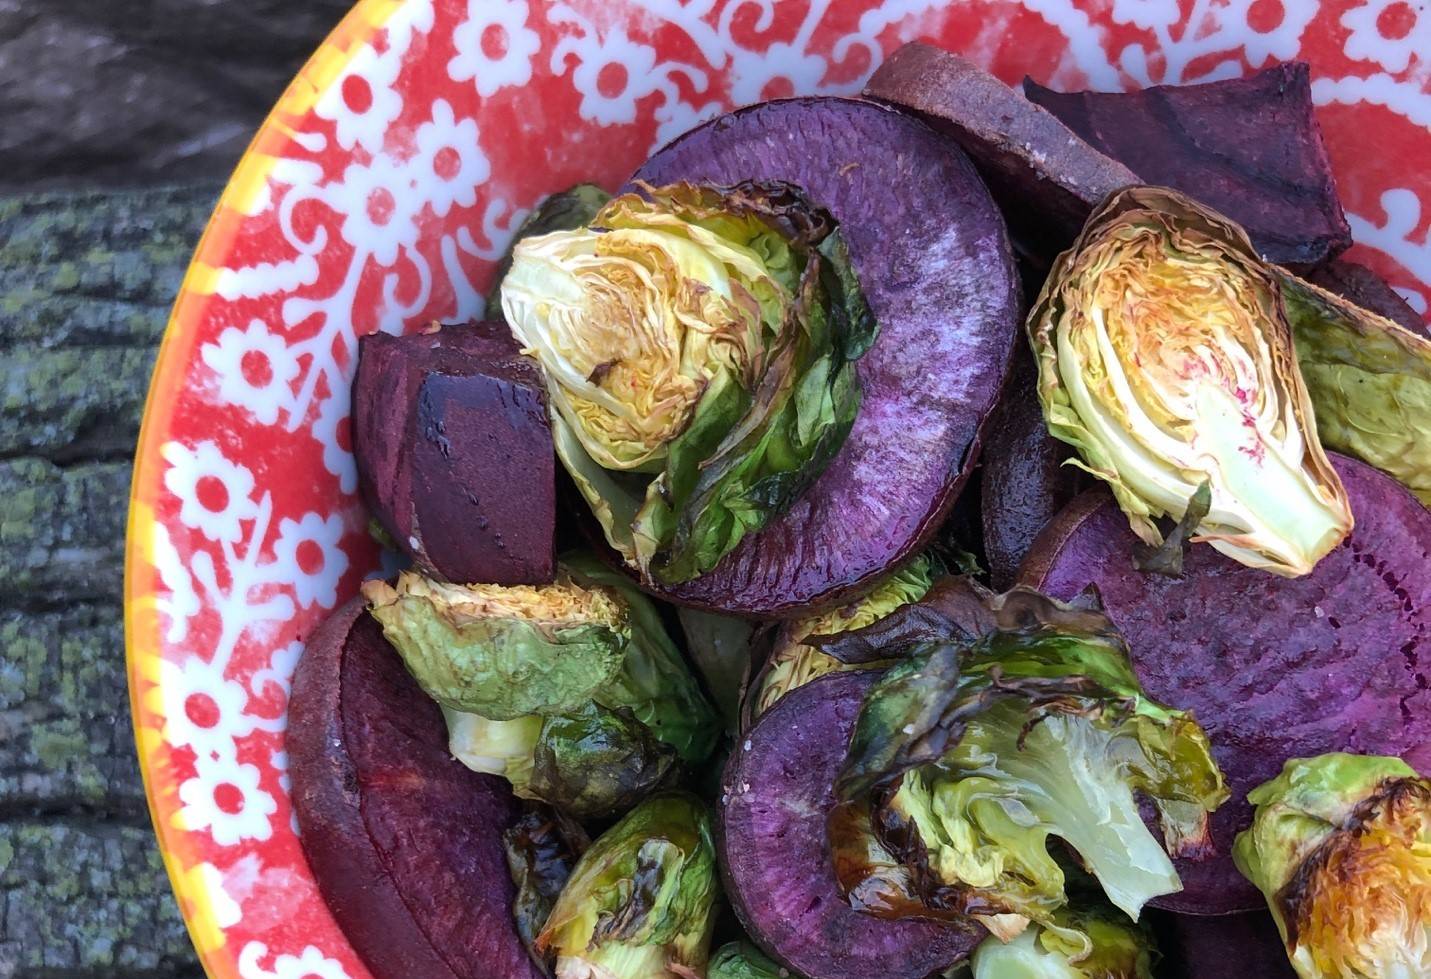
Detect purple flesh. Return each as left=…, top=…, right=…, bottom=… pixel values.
left=1149, top=910, right=1296, bottom=979
left=720, top=670, right=983, bottom=978
left=1308, top=259, right=1430, bottom=337
left=1024, top=63, right=1351, bottom=270
left=412, top=368, right=554, bottom=584
left=353, top=320, right=556, bottom=584
left=1019, top=454, right=1431, bottom=914
left=288, top=599, right=541, bottom=979
left=864, top=43, right=1137, bottom=256
left=979, top=347, right=1087, bottom=590
left=631, top=97, right=1020, bottom=617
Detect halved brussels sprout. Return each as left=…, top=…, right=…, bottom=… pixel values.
left=365, top=560, right=717, bottom=817
left=752, top=554, right=937, bottom=718
left=537, top=792, right=719, bottom=979
left=365, top=572, right=628, bottom=720
left=832, top=588, right=1227, bottom=932
left=1029, top=186, right=1352, bottom=577
left=972, top=904, right=1156, bottom=979
left=502, top=181, right=876, bottom=584
left=1234, top=753, right=1431, bottom=979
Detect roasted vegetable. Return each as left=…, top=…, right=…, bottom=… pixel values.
left=537, top=793, right=719, bottom=979
left=708, top=942, right=785, bottom=979
left=972, top=905, right=1156, bottom=979
left=752, top=554, right=937, bottom=718
left=486, top=184, right=612, bottom=316
left=629, top=97, right=1020, bottom=616
left=288, top=600, right=542, bottom=979
left=833, top=588, right=1227, bottom=931
left=502, top=181, right=874, bottom=585
left=504, top=806, right=591, bottom=972
left=721, top=671, right=983, bottom=979
left=1278, top=272, right=1431, bottom=506
left=1234, top=754, right=1431, bottom=979
left=1022, top=454, right=1431, bottom=916
left=1030, top=186, right=1352, bottom=577
left=365, top=561, right=716, bottom=817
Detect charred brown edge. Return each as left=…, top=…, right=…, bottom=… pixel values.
left=1274, top=776, right=1431, bottom=950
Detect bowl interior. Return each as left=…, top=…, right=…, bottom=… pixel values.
left=124, top=1, right=1431, bottom=975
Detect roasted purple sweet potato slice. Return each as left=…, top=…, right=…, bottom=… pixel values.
left=1148, top=909, right=1296, bottom=978
left=630, top=97, right=1020, bottom=617
left=288, top=598, right=542, bottom=979
left=863, top=42, right=1137, bottom=254
left=719, top=670, right=983, bottom=978
left=1308, top=259, right=1429, bottom=338
left=1024, top=63, right=1351, bottom=269
left=979, top=347, right=1088, bottom=589
left=352, top=320, right=556, bottom=584
left=1019, top=454, right=1431, bottom=914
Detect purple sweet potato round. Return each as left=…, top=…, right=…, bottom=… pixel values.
left=720, top=670, right=982, bottom=978
left=630, top=97, right=1020, bottom=617
left=288, top=598, right=541, bottom=979
left=979, top=348, right=1088, bottom=589
left=1148, top=909, right=1295, bottom=979
left=1019, top=454, right=1431, bottom=914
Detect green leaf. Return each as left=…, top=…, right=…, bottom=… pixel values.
left=1279, top=270, right=1431, bottom=506
left=369, top=595, right=626, bottom=720
left=971, top=904, right=1156, bottom=979
left=676, top=607, right=756, bottom=734
left=709, top=942, right=785, bottom=979
left=563, top=553, right=720, bottom=764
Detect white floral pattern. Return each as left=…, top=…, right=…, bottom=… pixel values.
left=328, top=155, right=424, bottom=267
left=177, top=754, right=279, bottom=847
left=239, top=942, right=351, bottom=979
left=1341, top=0, right=1430, bottom=73
left=449, top=0, right=543, bottom=95
left=160, top=656, right=257, bottom=761
left=314, top=42, right=405, bottom=156
left=272, top=512, right=351, bottom=610
left=201, top=320, right=301, bottom=426
left=162, top=441, right=260, bottom=544
left=413, top=99, right=491, bottom=216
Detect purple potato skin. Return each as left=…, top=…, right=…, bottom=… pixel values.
left=411, top=369, right=555, bottom=584
left=979, top=347, right=1088, bottom=590
left=288, top=598, right=542, bottom=979
left=352, top=321, right=556, bottom=584
left=1308, top=259, right=1430, bottom=338
left=631, top=97, right=1020, bottom=618
left=720, top=670, right=983, bottom=979
left=1023, top=63, right=1351, bottom=270
left=863, top=43, right=1138, bottom=256
left=1148, top=909, right=1297, bottom=979
left=1019, top=454, right=1431, bottom=914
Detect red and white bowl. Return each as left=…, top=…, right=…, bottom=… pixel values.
left=124, top=1, right=1431, bottom=975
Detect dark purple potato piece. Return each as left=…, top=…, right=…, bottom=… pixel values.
left=1024, top=63, right=1351, bottom=270
left=979, top=347, right=1088, bottom=589
left=720, top=670, right=982, bottom=978
left=1308, top=259, right=1429, bottom=338
left=288, top=598, right=541, bottom=979
left=863, top=43, right=1136, bottom=256
left=1148, top=909, right=1295, bottom=978
left=352, top=320, right=556, bottom=584
left=1019, top=454, right=1431, bottom=914
left=630, top=97, right=1020, bottom=617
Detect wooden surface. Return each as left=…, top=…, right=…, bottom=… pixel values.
left=0, top=184, right=222, bottom=978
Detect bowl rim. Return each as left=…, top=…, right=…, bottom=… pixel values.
left=123, top=2, right=404, bottom=975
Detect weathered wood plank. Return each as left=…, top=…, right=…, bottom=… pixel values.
left=0, top=821, right=204, bottom=977
left=0, top=603, right=145, bottom=817
left=0, top=459, right=128, bottom=605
